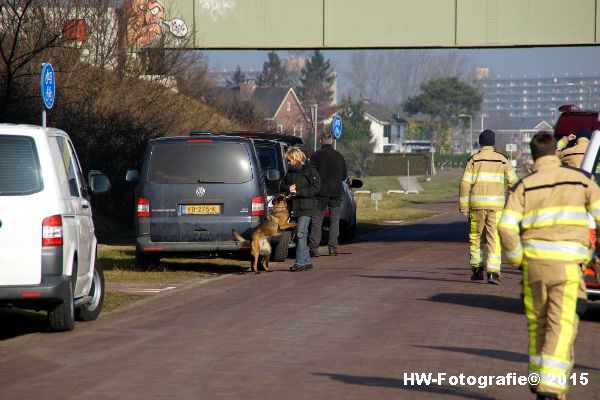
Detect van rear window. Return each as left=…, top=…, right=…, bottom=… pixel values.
left=148, top=142, right=253, bottom=184
left=0, top=136, right=43, bottom=195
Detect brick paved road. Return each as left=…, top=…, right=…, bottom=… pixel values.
left=0, top=200, right=598, bottom=400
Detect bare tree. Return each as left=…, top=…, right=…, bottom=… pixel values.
left=345, top=49, right=474, bottom=109
left=0, top=0, right=84, bottom=119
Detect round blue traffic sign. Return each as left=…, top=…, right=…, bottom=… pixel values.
left=332, top=115, right=343, bottom=139
left=40, top=63, right=55, bottom=109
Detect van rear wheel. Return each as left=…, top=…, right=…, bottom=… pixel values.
left=272, top=231, right=291, bottom=262
left=47, top=281, right=75, bottom=332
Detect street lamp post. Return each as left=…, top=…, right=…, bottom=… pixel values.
left=459, top=114, right=473, bottom=154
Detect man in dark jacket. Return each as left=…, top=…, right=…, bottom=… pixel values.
left=309, top=133, right=348, bottom=257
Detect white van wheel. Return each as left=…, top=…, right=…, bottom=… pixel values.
left=76, top=260, right=105, bottom=321
left=47, top=280, right=75, bottom=332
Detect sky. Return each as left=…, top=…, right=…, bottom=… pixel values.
left=205, top=45, right=600, bottom=83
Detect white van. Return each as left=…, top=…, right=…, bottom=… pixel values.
left=0, top=124, right=110, bottom=331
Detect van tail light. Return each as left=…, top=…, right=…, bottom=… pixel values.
left=137, top=197, right=150, bottom=217
left=42, top=215, right=63, bottom=247
left=251, top=196, right=265, bottom=216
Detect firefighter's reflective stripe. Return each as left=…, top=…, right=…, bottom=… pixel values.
left=469, top=195, right=505, bottom=208
left=523, top=260, right=538, bottom=374
left=523, top=240, right=589, bottom=261
left=472, top=172, right=506, bottom=183
left=459, top=196, right=469, bottom=208
left=487, top=252, right=502, bottom=271
left=557, top=136, right=570, bottom=150
left=461, top=171, right=474, bottom=183
left=499, top=209, right=522, bottom=232
left=469, top=214, right=484, bottom=266
left=469, top=250, right=483, bottom=266
left=505, top=243, right=523, bottom=265
left=507, top=170, right=518, bottom=184
left=588, top=199, right=600, bottom=219
left=521, top=206, right=589, bottom=229
left=554, top=265, right=579, bottom=360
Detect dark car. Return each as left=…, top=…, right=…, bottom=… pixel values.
left=219, top=132, right=362, bottom=243
left=126, top=133, right=271, bottom=268
left=235, top=133, right=363, bottom=241
left=558, top=104, right=600, bottom=301
left=322, top=178, right=363, bottom=240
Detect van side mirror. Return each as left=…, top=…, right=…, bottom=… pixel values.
left=126, top=169, right=139, bottom=182
left=266, top=169, right=281, bottom=181
left=88, top=170, right=111, bottom=194
left=351, top=179, right=363, bottom=189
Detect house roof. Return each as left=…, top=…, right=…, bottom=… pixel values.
left=483, top=117, right=553, bottom=131
left=362, top=101, right=407, bottom=124
left=252, top=87, right=293, bottom=118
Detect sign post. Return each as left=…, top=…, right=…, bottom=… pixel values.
left=40, top=63, right=56, bottom=127
left=370, top=192, right=382, bottom=211
left=310, top=104, right=318, bottom=152
left=332, top=114, right=343, bottom=149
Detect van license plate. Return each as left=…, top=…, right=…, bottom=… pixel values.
left=183, top=205, right=221, bottom=215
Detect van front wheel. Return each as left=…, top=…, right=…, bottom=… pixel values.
left=76, top=259, right=105, bottom=321
left=136, top=251, right=160, bottom=269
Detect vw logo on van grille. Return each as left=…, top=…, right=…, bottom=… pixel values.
left=195, top=187, right=206, bottom=197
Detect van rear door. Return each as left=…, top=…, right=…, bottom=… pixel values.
left=0, top=134, right=46, bottom=285
left=144, top=139, right=262, bottom=242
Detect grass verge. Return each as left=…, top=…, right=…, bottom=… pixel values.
left=100, top=245, right=248, bottom=311
left=356, top=173, right=460, bottom=233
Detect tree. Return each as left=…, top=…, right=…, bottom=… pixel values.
left=346, top=50, right=474, bottom=110
left=403, top=77, right=482, bottom=153
left=296, top=50, right=335, bottom=109
left=333, top=97, right=376, bottom=177
left=226, top=65, right=246, bottom=87
left=256, top=51, right=288, bottom=87
left=0, top=0, right=81, bottom=120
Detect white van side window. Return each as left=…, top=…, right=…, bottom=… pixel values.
left=54, top=136, right=81, bottom=197
left=48, top=137, right=71, bottom=196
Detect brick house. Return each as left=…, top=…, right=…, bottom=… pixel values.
left=239, top=83, right=309, bottom=139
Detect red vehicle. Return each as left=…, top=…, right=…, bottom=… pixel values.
left=558, top=104, right=600, bottom=301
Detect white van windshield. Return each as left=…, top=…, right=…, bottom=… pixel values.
left=0, top=135, right=43, bottom=195
left=148, top=141, right=253, bottom=184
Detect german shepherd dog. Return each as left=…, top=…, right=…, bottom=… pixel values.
left=232, top=193, right=297, bottom=274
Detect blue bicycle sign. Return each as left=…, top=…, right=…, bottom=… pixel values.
left=40, top=63, right=55, bottom=109
left=332, top=115, right=343, bottom=139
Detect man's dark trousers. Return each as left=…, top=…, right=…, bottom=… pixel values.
left=309, top=195, right=342, bottom=253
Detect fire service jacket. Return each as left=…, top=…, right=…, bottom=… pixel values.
left=498, top=155, right=600, bottom=266
left=558, top=137, right=590, bottom=168
left=459, top=146, right=518, bottom=212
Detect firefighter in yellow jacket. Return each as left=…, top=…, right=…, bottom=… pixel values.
left=498, top=132, right=600, bottom=400
left=459, top=129, right=518, bottom=284
left=556, top=127, right=593, bottom=313
left=557, top=127, right=591, bottom=168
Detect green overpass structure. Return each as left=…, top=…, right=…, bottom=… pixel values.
left=146, top=0, right=600, bottom=48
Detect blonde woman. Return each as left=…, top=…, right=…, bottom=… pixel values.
left=280, top=147, right=321, bottom=271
